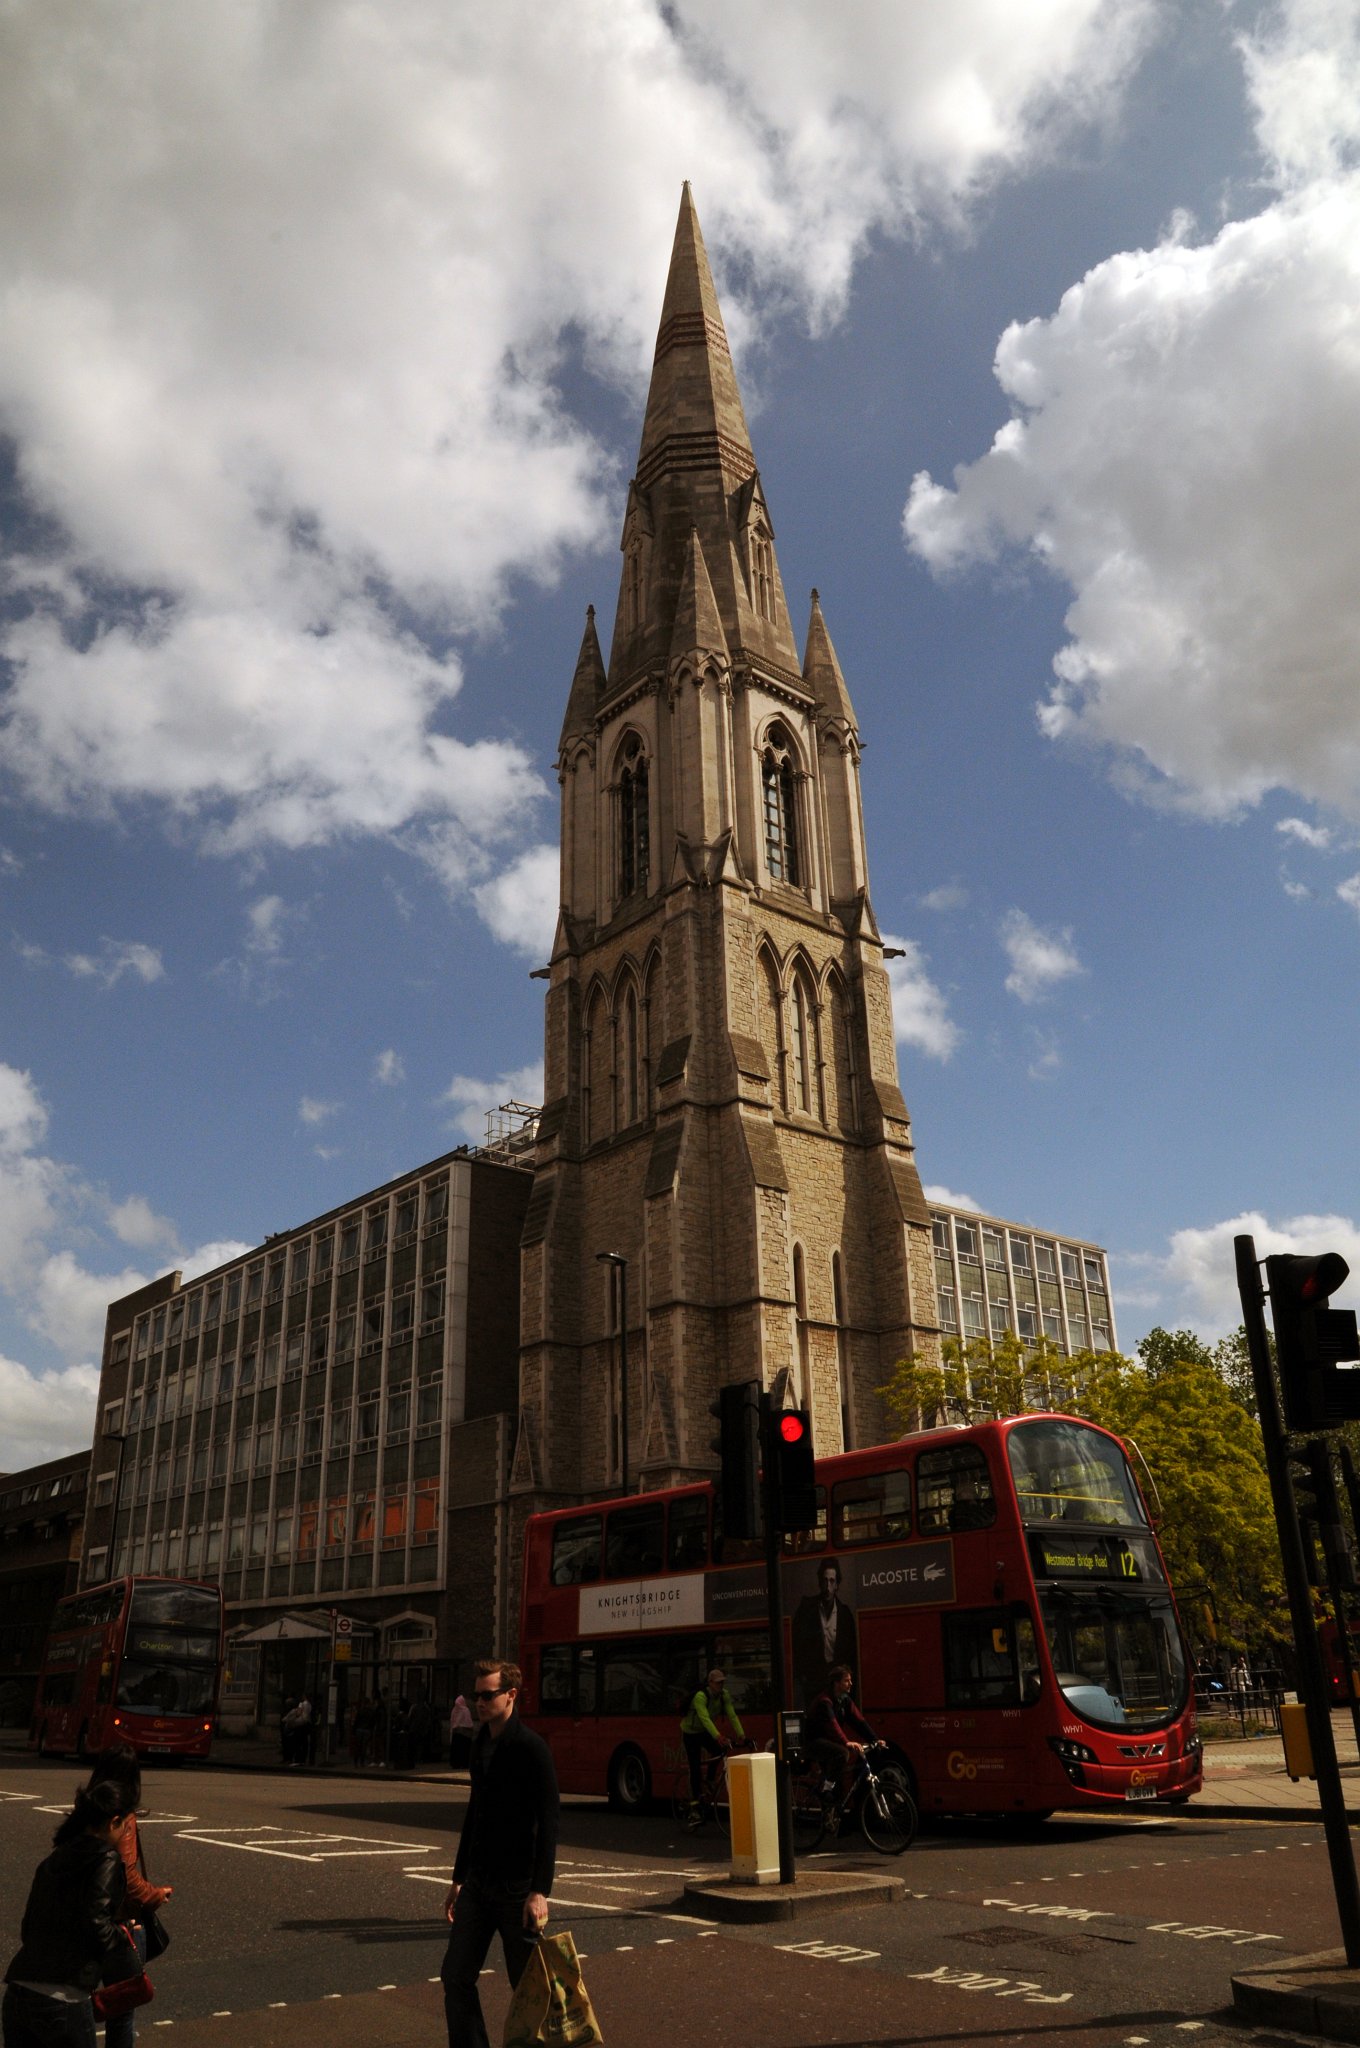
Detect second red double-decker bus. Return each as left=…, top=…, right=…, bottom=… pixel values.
left=519, top=1413, right=1201, bottom=1821
left=32, top=1576, right=224, bottom=1761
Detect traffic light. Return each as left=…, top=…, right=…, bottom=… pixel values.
left=1266, top=1253, right=1360, bottom=1431
left=709, top=1381, right=762, bottom=1540
left=767, top=1407, right=817, bottom=1534
left=1290, top=1438, right=1357, bottom=1590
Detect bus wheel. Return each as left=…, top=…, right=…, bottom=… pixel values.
left=1003, top=1810, right=1054, bottom=1830
left=607, top=1746, right=651, bottom=1815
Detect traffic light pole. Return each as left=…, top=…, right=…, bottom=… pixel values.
left=1236, top=1233, right=1360, bottom=1964
left=758, top=1392, right=796, bottom=1886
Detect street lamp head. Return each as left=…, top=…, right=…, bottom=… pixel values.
left=595, top=1251, right=626, bottom=1267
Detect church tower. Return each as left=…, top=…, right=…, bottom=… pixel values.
left=513, top=187, right=939, bottom=1506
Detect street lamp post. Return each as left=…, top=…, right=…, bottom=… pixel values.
left=595, top=1252, right=630, bottom=1496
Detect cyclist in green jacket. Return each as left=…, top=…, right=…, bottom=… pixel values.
left=680, top=1668, right=746, bottom=1802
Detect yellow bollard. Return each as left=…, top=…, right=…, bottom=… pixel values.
left=1281, top=1701, right=1315, bottom=1780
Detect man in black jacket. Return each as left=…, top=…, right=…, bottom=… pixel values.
left=441, top=1657, right=559, bottom=2048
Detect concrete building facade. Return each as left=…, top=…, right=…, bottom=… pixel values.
left=79, top=1150, right=529, bottom=1732
left=0, top=1450, right=88, bottom=1728
left=929, top=1202, right=1117, bottom=1356
left=512, top=186, right=941, bottom=1513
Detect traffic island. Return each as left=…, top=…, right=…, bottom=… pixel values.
left=1232, top=1950, right=1360, bottom=2040
left=682, top=1870, right=902, bottom=1922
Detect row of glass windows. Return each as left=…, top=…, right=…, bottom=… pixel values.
left=123, top=1382, right=443, bottom=1499
left=547, top=1447, right=996, bottom=1589
left=116, top=1177, right=452, bottom=1366
left=936, top=1288, right=1112, bottom=1351
left=114, top=1482, right=441, bottom=1576
left=933, top=1213, right=1107, bottom=1293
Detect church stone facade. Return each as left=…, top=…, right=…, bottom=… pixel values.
left=513, top=188, right=941, bottom=1512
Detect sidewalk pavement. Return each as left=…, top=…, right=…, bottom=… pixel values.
left=6, top=1721, right=1360, bottom=1822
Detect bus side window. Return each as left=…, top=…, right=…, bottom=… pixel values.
left=916, top=1445, right=995, bottom=1535
left=600, top=1641, right=665, bottom=1715
left=833, top=1470, right=910, bottom=1546
left=577, top=1646, right=598, bottom=1716
left=604, top=1504, right=664, bottom=1579
left=540, top=1645, right=574, bottom=1712
left=667, top=1639, right=707, bottom=1713
left=944, top=1608, right=1021, bottom=1707
left=667, top=1494, right=710, bottom=1572
left=551, top=1515, right=602, bottom=1586
left=781, top=1485, right=828, bottom=1555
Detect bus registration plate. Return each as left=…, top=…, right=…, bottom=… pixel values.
left=1125, top=1784, right=1157, bottom=1802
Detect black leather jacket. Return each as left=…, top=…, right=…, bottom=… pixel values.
left=4, top=1834, right=135, bottom=1992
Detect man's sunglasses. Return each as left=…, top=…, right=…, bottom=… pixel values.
left=474, top=1685, right=511, bottom=1701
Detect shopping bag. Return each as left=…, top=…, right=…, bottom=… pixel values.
left=502, top=1930, right=602, bottom=2047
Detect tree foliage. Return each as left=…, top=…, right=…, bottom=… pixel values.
left=879, top=1327, right=1286, bottom=1652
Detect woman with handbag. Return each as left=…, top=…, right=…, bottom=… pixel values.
left=2, top=1779, right=144, bottom=2048
left=84, top=1748, right=171, bottom=2048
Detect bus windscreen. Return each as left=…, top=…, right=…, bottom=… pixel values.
left=1007, top=1419, right=1147, bottom=1528
left=1041, top=1586, right=1188, bottom=1731
left=118, top=1582, right=220, bottom=1717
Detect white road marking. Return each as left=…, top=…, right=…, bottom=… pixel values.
left=779, top=1940, right=880, bottom=1964
left=177, top=1825, right=429, bottom=1862
left=909, top=1965, right=1071, bottom=2004
left=984, top=1898, right=1114, bottom=1923
left=1146, top=1921, right=1282, bottom=1945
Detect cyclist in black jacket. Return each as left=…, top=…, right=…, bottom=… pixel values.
left=805, top=1663, right=878, bottom=1803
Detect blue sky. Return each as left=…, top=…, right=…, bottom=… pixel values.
left=3, top=0, right=1360, bottom=1462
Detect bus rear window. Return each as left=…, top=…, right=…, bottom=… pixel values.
left=604, top=1504, right=664, bottom=1578
left=832, top=1470, right=911, bottom=1546
left=551, top=1516, right=601, bottom=1585
left=1008, top=1420, right=1147, bottom=1528
left=916, top=1445, right=995, bottom=1533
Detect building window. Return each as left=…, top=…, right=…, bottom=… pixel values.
left=1060, top=1246, right=1080, bottom=1285
left=1034, top=1242, right=1057, bottom=1280
left=1042, top=1309, right=1062, bottom=1342
left=761, top=728, right=800, bottom=885
left=793, top=1244, right=810, bottom=1409
left=1084, top=1255, right=1103, bottom=1288
left=955, top=1221, right=978, bottom=1262
left=1009, top=1236, right=1031, bottom=1275
left=790, top=978, right=815, bottom=1114
left=619, top=740, right=650, bottom=897
left=982, top=1230, right=1004, bottom=1269
left=938, top=1286, right=958, bottom=1330
left=1017, top=1305, right=1038, bottom=1342
left=989, top=1299, right=1010, bottom=1337
left=395, top=1195, right=417, bottom=1237
left=93, top=1471, right=115, bottom=1505
left=623, top=986, right=640, bottom=1124
left=340, top=1219, right=360, bottom=1261
left=962, top=1294, right=985, bottom=1337
left=931, top=1215, right=950, bottom=1253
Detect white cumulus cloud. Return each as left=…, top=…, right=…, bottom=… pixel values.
left=905, top=0, right=1360, bottom=826
left=443, top=1061, right=546, bottom=1147
left=474, top=845, right=561, bottom=961
left=0, top=2, right=1155, bottom=932
left=923, top=1183, right=983, bottom=1212
left=63, top=939, right=165, bottom=988
left=373, top=1049, right=405, bottom=1087
left=298, top=1097, right=341, bottom=1127
left=1277, top=816, right=1333, bottom=849
left=1136, top=1206, right=1360, bottom=1338
left=1000, top=908, right=1084, bottom=1003
left=0, top=1352, right=104, bottom=1466
left=882, top=934, right=959, bottom=1061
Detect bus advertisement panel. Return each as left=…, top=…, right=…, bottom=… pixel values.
left=519, top=1414, right=1201, bottom=1821
left=32, top=1576, right=224, bottom=1761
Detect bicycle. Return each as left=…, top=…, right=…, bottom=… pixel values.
left=789, top=1742, right=917, bottom=1855
left=670, top=1747, right=734, bottom=1834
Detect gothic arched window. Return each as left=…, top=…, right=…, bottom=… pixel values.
left=790, top=976, right=813, bottom=1113
left=761, top=726, right=800, bottom=886
left=619, top=739, right=650, bottom=897
left=623, top=984, right=640, bottom=1125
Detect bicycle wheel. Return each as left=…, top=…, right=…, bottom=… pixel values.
left=708, top=1758, right=732, bottom=1836
left=859, top=1776, right=918, bottom=1855
left=790, top=1777, right=827, bottom=1854
left=671, top=1764, right=707, bottom=1832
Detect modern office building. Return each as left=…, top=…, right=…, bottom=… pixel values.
left=0, top=1449, right=89, bottom=1728
left=929, top=1202, right=1117, bottom=1356
left=79, top=1147, right=530, bottom=1733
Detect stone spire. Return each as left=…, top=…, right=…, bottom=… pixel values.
left=558, top=604, right=606, bottom=753
left=606, top=185, right=801, bottom=691
left=802, top=588, right=858, bottom=732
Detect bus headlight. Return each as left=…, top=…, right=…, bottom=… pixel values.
left=1048, top=1736, right=1097, bottom=1782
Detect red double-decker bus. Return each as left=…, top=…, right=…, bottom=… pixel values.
left=519, top=1413, right=1201, bottom=1822
left=32, top=1577, right=224, bottom=1761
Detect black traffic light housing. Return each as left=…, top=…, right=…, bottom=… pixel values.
left=767, top=1407, right=817, bottom=1534
left=1267, top=1253, right=1360, bottom=1431
left=709, top=1381, right=762, bottom=1540
left=1290, top=1438, right=1357, bottom=1591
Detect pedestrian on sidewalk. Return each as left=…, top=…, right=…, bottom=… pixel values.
left=1229, top=1653, right=1252, bottom=1694
left=85, top=1744, right=172, bottom=2048
left=2, top=1779, right=141, bottom=2048
left=350, top=1694, right=376, bottom=1768
left=448, top=1693, right=473, bottom=1770
left=441, top=1657, right=558, bottom=2048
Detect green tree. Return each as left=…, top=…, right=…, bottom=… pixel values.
left=879, top=1329, right=1286, bottom=1654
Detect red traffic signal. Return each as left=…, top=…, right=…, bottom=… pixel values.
left=779, top=1414, right=806, bottom=1446
left=1267, top=1253, right=1360, bottom=1431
